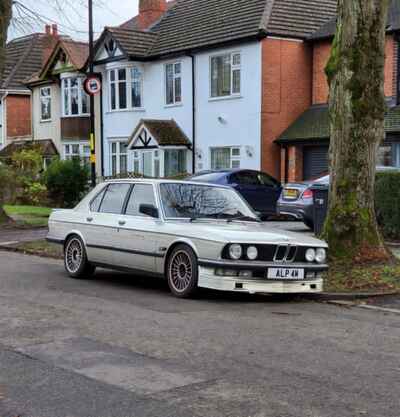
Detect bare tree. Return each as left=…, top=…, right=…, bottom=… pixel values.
left=0, top=0, right=12, bottom=223
left=324, top=0, right=390, bottom=262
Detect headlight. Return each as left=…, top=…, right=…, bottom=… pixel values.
left=247, top=246, right=258, bottom=260
left=229, top=244, right=243, bottom=260
left=315, top=248, right=327, bottom=264
left=305, top=248, right=316, bottom=262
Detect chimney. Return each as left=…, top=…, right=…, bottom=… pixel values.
left=137, top=0, right=167, bottom=30
left=42, top=24, right=60, bottom=66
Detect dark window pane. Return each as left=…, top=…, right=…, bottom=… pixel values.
left=235, top=172, right=260, bottom=186
left=100, top=183, right=131, bottom=214
left=166, top=64, right=174, bottom=104
left=175, top=77, right=182, bottom=102
left=118, top=68, right=126, bottom=81
left=119, top=81, right=127, bottom=109
left=125, top=184, right=156, bottom=217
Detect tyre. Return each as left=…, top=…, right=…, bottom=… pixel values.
left=64, top=235, right=96, bottom=279
left=166, top=244, right=199, bottom=298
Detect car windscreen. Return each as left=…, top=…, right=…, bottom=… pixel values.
left=160, top=183, right=257, bottom=221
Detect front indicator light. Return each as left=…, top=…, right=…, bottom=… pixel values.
left=305, top=248, right=316, bottom=262
left=229, top=244, right=243, bottom=260
left=316, top=248, right=327, bottom=264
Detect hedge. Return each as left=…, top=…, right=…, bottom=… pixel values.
left=375, top=171, right=400, bottom=240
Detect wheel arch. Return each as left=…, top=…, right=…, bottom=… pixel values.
left=63, top=230, right=87, bottom=251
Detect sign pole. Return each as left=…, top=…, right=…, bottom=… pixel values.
left=88, top=0, right=96, bottom=187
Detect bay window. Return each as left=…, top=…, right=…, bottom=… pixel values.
left=40, top=87, right=51, bottom=121
left=165, top=62, right=182, bottom=105
left=62, top=77, right=89, bottom=117
left=64, top=143, right=90, bottom=165
left=109, top=67, right=143, bottom=111
left=211, top=147, right=241, bottom=170
left=377, top=143, right=400, bottom=168
left=110, top=141, right=128, bottom=176
left=211, top=52, right=241, bottom=98
left=164, top=149, right=186, bottom=177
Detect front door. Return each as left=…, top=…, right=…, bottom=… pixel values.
left=142, top=152, right=153, bottom=177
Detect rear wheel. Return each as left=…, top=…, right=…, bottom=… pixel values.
left=167, top=245, right=199, bottom=298
left=64, top=235, right=96, bottom=279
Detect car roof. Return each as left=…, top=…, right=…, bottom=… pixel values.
left=103, top=178, right=233, bottom=189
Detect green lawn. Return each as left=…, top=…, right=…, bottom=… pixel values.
left=3, top=205, right=52, bottom=227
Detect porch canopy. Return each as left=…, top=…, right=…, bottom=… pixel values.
left=0, top=139, right=59, bottom=159
left=128, top=119, right=192, bottom=178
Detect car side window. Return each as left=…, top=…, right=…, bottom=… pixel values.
left=234, top=172, right=260, bottom=186
left=258, top=173, right=278, bottom=187
left=99, top=183, right=131, bottom=214
left=90, top=188, right=106, bottom=212
left=125, top=184, right=157, bottom=217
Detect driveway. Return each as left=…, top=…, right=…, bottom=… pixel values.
left=0, top=251, right=399, bottom=417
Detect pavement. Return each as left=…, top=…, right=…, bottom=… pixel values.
left=0, top=251, right=399, bottom=417
left=0, top=227, right=48, bottom=246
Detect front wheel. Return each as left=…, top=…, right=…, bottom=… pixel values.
left=64, top=235, right=96, bottom=279
left=167, top=245, right=199, bottom=298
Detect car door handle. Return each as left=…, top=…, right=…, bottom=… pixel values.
left=118, top=220, right=126, bottom=226
left=86, top=217, right=93, bottom=222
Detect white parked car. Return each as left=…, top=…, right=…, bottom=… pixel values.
left=47, top=180, right=328, bottom=298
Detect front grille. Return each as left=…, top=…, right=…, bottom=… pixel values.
left=221, top=244, right=306, bottom=263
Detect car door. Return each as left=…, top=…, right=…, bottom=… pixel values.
left=257, top=172, right=282, bottom=215
left=113, top=183, right=161, bottom=273
left=230, top=171, right=262, bottom=211
left=85, top=183, right=131, bottom=265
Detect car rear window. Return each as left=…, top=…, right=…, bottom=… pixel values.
left=99, top=183, right=131, bottom=214
left=191, top=173, right=224, bottom=183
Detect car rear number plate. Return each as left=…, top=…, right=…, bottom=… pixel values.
left=267, top=268, right=305, bottom=280
left=283, top=189, right=298, bottom=199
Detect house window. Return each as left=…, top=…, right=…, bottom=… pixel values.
left=164, top=149, right=186, bottom=177
left=109, top=67, right=143, bottom=111
left=210, top=147, right=241, bottom=170
left=210, top=52, right=241, bottom=98
left=64, top=143, right=90, bottom=165
left=40, top=87, right=51, bottom=121
left=62, top=78, right=89, bottom=117
left=110, top=141, right=128, bottom=176
left=377, top=143, right=400, bottom=168
left=165, top=62, right=182, bottom=105
left=133, top=151, right=140, bottom=174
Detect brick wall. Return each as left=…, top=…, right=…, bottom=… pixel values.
left=312, top=35, right=397, bottom=105
left=6, top=95, right=32, bottom=139
left=261, top=37, right=312, bottom=180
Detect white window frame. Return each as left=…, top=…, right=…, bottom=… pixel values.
left=108, top=66, right=144, bottom=112
left=63, top=142, right=90, bottom=165
left=210, top=52, right=241, bottom=99
left=210, top=147, right=241, bottom=170
left=40, top=86, right=52, bottom=122
left=110, top=140, right=128, bottom=175
left=165, top=62, right=182, bottom=106
left=62, top=77, right=89, bottom=117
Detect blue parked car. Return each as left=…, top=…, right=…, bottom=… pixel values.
left=189, top=170, right=282, bottom=220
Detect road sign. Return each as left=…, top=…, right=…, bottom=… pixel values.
left=84, top=76, right=101, bottom=96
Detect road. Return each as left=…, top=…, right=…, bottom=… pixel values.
left=0, top=251, right=399, bottom=417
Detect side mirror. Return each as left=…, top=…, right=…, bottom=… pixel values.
left=139, top=204, right=159, bottom=219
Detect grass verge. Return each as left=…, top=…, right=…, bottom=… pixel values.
left=4, top=239, right=63, bottom=259
left=3, top=205, right=52, bottom=228
left=324, top=261, right=400, bottom=293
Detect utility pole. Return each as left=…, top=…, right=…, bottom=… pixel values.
left=88, top=0, right=96, bottom=187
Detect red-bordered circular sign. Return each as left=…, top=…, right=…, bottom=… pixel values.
left=84, top=76, right=101, bottom=95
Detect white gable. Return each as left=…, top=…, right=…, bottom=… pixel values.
left=95, top=38, right=124, bottom=62
left=129, top=126, right=159, bottom=149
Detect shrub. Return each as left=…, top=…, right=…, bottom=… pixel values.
left=375, top=171, right=400, bottom=240
left=43, top=159, right=89, bottom=208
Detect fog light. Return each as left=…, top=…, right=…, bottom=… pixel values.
left=305, top=248, right=316, bottom=262
left=229, top=244, right=243, bottom=260
left=215, top=269, right=239, bottom=277
left=247, top=246, right=258, bottom=260
left=238, top=270, right=253, bottom=278
left=316, top=248, right=327, bottom=264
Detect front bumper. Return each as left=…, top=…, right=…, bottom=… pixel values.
left=198, top=259, right=327, bottom=294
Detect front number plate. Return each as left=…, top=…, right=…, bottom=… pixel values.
left=267, top=268, right=305, bottom=280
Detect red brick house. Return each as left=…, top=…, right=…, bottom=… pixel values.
left=276, top=2, right=400, bottom=181
left=0, top=25, right=59, bottom=158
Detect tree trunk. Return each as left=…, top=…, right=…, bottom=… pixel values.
left=0, top=0, right=12, bottom=224
left=324, top=0, right=390, bottom=262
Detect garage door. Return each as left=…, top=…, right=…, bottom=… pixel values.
left=303, top=146, right=329, bottom=180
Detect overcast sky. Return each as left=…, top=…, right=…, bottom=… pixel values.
left=9, top=0, right=140, bottom=41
